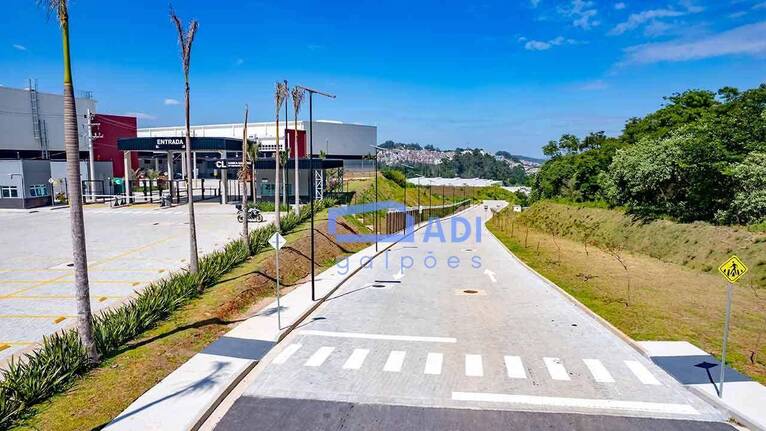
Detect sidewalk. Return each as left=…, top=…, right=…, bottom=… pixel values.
left=638, top=341, right=766, bottom=431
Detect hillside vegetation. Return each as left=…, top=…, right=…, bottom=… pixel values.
left=532, top=84, right=766, bottom=225
left=517, top=201, right=766, bottom=288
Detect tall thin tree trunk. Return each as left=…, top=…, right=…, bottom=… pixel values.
left=184, top=80, right=199, bottom=274
left=293, top=115, right=300, bottom=213
left=241, top=105, right=249, bottom=250
left=60, top=5, right=98, bottom=363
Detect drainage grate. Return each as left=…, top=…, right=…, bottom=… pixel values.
left=463, top=289, right=478, bottom=294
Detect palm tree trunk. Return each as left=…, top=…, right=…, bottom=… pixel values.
left=184, top=79, right=199, bottom=274
left=241, top=106, right=249, bottom=250
left=61, top=9, right=99, bottom=363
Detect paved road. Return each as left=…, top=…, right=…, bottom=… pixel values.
left=212, top=201, right=732, bottom=430
left=0, top=203, right=272, bottom=362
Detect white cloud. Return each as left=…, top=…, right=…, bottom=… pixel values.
left=163, top=98, right=180, bottom=105
left=524, top=36, right=580, bottom=51
left=728, top=11, right=747, bottom=19
left=530, top=0, right=541, bottom=7
left=614, top=2, right=626, bottom=10
left=622, top=21, right=766, bottom=64
left=559, top=0, right=600, bottom=30
left=12, top=44, right=27, bottom=51
left=579, top=80, right=609, bottom=90
left=125, top=112, right=157, bottom=120
left=609, top=8, right=686, bottom=35
left=235, top=58, right=244, bottom=66
left=754, top=2, right=766, bottom=10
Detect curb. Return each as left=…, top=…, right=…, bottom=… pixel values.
left=486, top=226, right=749, bottom=428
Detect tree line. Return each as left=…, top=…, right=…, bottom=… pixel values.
left=531, top=84, right=766, bottom=225
left=384, top=148, right=527, bottom=185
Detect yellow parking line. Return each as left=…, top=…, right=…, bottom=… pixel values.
left=53, top=316, right=66, bottom=324
left=2, top=295, right=124, bottom=300
left=0, top=235, right=175, bottom=298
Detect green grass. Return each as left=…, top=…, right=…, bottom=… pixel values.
left=517, top=201, right=766, bottom=288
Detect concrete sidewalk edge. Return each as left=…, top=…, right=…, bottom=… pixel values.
left=485, top=227, right=747, bottom=428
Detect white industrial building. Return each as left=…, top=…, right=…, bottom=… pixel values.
left=138, top=120, right=376, bottom=164
left=0, top=84, right=117, bottom=208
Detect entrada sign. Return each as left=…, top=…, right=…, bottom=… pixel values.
left=154, top=138, right=185, bottom=150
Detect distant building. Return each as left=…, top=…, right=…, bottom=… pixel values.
left=406, top=177, right=502, bottom=187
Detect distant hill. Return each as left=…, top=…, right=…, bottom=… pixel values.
left=511, top=154, right=546, bottom=164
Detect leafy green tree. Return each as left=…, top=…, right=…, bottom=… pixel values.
left=605, top=127, right=729, bottom=221
left=718, top=152, right=766, bottom=224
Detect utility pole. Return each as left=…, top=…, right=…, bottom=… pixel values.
left=296, top=85, right=335, bottom=301
left=86, top=109, right=96, bottom=202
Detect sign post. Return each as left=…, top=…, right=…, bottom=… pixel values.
left=269, top=232, right=287, bottom=329
left=716, top=255, right=749, bottom=398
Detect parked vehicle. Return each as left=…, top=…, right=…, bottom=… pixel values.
left=236, top=204, right=264, bottom=223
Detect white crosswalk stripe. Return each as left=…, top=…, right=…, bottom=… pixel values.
left=424, top=352, right=443, bottom=375
left=343, top=349, right=369, bottom=370
left=383, top=351, right=406, bottom=372
left=504, top=355, right=526, bottom=379
left=625, top=360, right=661, bottom=385
left=583, top=358, right=615, bottom=383
left=543, top=357, right=571, bottom=381
left=305, top=346, right=334, bottom=367
left=273, top=344, right=302, bottom=364
left=465, top=354, right=484, bottom=377
left=274, top=344, right=665, bottom=388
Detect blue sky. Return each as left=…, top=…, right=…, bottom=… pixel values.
left=1, top=0, right=765, bottom=157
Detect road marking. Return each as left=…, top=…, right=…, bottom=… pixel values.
left=504, top=355, right=527, bottom=379
left=483, top=269, right=497, bottom=283
left=465, top=354, right=484, bottom=377
left=625, top=360, right=661, bottom=385
left=451, top=392, right=698, bottom=415
left=343, top=349, right=370, bottom=370
left=393, top=270, right=404, bottom=280
left=300, top=330, right=457, bottom=343
left=543, top=357, right=570, bottom=381
left=424, top=352, right=443, bottom=375
left=304, top=346, right=334, bottom=367
left=273, top=344, right=302, bottom=364
left=583, top=359, right=615, bottom=383
left=383, top=351, right=406, bottom=372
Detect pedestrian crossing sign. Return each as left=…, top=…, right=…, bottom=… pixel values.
left=718, top=255, right=748, bottom=283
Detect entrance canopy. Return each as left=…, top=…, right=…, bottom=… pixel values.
left=118, top=136, right=246, bottom=152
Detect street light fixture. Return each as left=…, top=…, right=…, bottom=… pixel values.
left=295, top=85, right=335, bottom=302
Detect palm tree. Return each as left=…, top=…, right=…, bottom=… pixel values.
left=170, top=8, right=200, bottom=276
left=291, top=87, right=304, bottom=214
left=240, top=105, right=249, bottom=250
left=42, top=0, right=99, bottom=363
left=274, top=82, right=288, bottom=230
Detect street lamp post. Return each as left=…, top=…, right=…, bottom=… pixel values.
left=401, top=163, right=413, bottom=209
left=370, top=145, right=386, bottom=252
left=296, top=85, right=335, bottom=301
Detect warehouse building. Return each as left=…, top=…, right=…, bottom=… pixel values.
left=0, top=83, right=136, bottom=208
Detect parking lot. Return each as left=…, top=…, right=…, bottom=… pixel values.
left=0, top=203, right=273, bottom=362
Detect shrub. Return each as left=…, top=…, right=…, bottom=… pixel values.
left=0, top=199, right=334, bottom=429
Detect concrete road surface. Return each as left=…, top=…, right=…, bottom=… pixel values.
left=212, top=201, right=733, bottom=430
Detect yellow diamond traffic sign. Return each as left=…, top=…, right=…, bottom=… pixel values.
left=718, top=255, right=748, bottom=283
